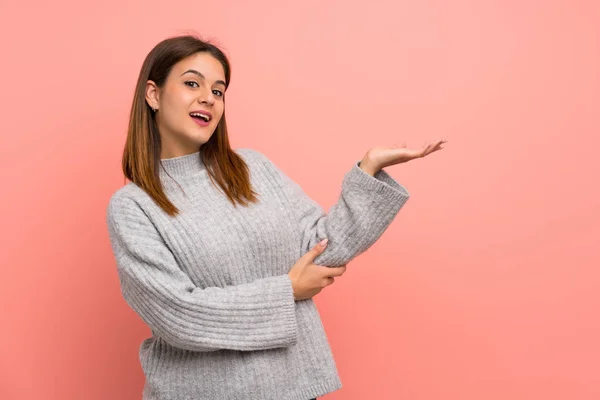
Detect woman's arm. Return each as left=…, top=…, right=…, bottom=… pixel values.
left=244, top=149, right=411, bottom=267
left=106, top=194, right=297, bottom=353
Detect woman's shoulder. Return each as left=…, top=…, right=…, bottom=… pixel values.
left=106, top=182, right=153, bottom=220
left=235, top=147, right=285, bottom=186
left=235, top=147, right=279, bottom=173
left=235, top=147, right=270, bottom=164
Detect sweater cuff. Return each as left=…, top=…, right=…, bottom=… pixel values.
left=350, top=161, right=411, bottom=205
left=270, top=274, right=299, bottom=347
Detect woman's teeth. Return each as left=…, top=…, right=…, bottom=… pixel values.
left=190, top=112, right=210, bottom=122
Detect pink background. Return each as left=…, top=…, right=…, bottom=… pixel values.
left=2, top=1, right=599, bottom=399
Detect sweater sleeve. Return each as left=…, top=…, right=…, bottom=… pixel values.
left=106, top=194, right=298, bottom=352
left=249, top=149, right=410, bottom=267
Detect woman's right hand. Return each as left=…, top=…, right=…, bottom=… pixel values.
left=287, top=239, right=347, bottom=301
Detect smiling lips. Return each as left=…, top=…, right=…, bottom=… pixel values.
left=190, top=111, right=212, bottom=127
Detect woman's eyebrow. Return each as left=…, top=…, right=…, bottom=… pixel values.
left=181, top=69, right=226, bottom=86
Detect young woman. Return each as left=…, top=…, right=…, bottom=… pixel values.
left=106, top=34, right=445, bottom=400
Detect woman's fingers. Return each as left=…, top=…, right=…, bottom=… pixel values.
left=421, top=139, right=446, bottom=157
left=420, top=144, right=432, bottom=158
left=315, top=264, right=346, bottom=279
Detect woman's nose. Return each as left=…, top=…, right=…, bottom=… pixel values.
left=198, top=91, right=215, bottom=105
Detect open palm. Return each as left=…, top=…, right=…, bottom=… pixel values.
left=365, top=139, right=447, bottom=169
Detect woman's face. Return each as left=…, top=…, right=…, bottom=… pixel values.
left=146, top=52, right=226, bottom=158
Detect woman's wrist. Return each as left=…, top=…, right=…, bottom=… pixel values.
left=358, top=158, right=379, bottom=176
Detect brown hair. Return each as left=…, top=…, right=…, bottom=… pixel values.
left=122, top=34, right=258, bottom=216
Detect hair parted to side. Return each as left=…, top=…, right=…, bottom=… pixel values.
left=122, top=34, right=259, bottom=216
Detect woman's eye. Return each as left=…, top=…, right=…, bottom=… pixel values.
left=212, top=89, right=223, bottom=97
left=185, top=81, right=199, bottom=88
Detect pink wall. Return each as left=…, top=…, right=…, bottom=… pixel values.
left=2, top=1, right=599, bottom=399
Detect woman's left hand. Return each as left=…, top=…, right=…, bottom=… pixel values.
left=359, top=139, right=447, bottom=174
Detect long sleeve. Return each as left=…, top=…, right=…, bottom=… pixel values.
left=106, top=194, right=298, bottom=353
left=250, top=150, right=410, bottom=267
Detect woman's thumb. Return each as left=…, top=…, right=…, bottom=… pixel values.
left=310, top=238, right=328, bottom=258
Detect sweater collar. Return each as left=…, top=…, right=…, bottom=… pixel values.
left=159, top=150, right=206, bottom=179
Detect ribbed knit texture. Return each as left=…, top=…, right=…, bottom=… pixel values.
left=106, top=148, right=410, bottom=400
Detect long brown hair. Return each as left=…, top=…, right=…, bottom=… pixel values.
left=122, top=34, right=258, bottom=216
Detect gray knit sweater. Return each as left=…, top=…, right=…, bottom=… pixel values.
left=106, top=148, right=410, bottom=400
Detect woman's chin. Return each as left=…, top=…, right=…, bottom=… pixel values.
left=186, top=131, right=214, bottom=146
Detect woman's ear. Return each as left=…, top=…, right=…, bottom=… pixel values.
left=145, top=80, right=160, bottom=110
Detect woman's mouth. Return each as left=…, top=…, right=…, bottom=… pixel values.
left=190, top=111, right=212, bottom=127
